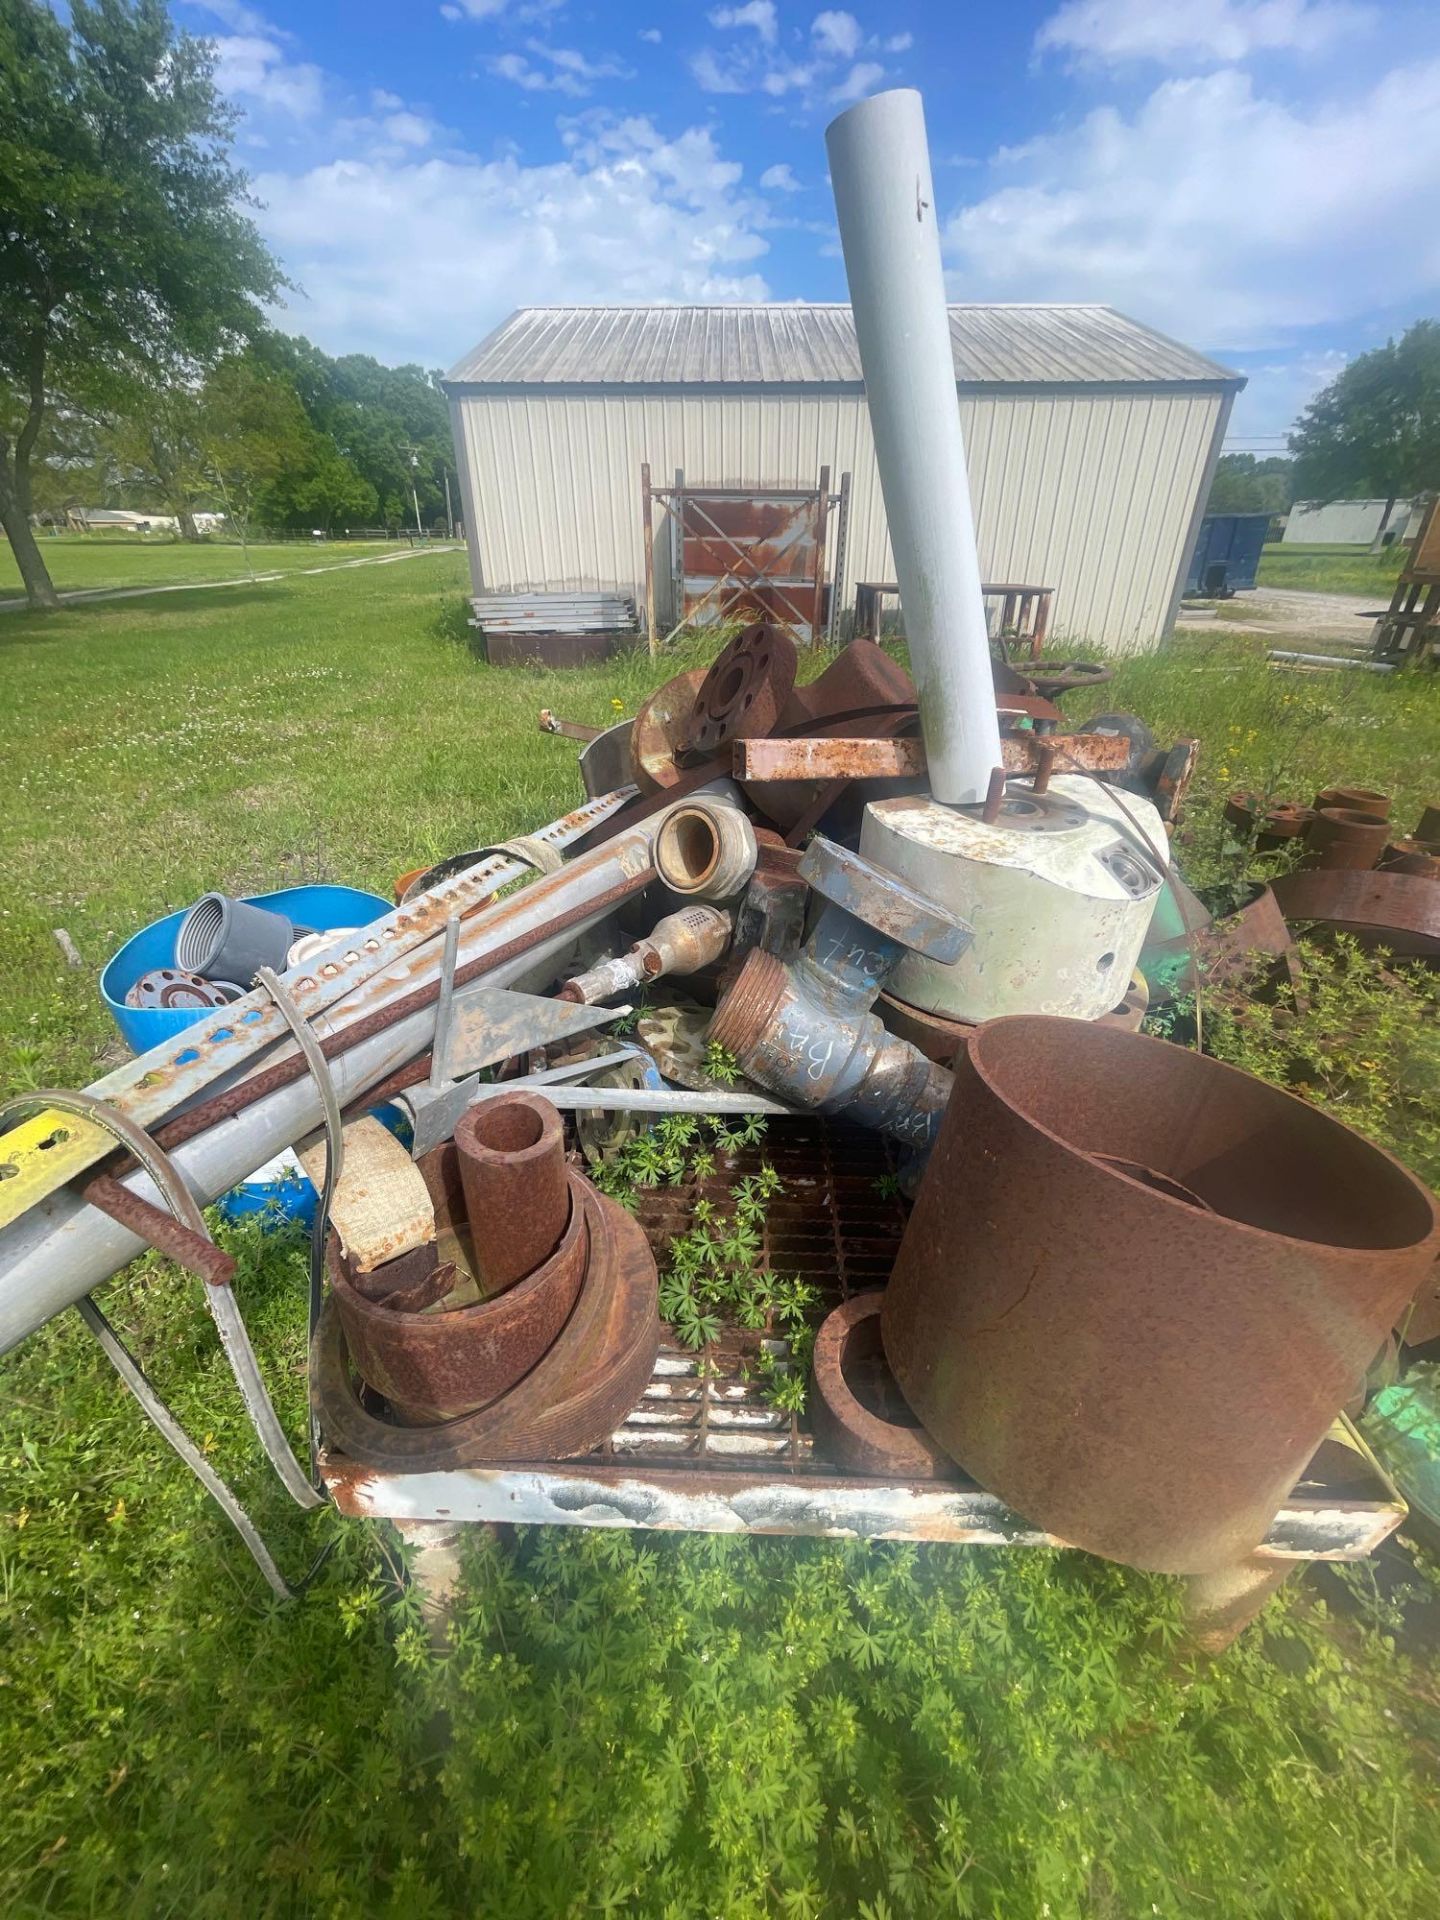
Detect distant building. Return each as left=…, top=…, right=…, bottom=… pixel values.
left=1282, top=499, right=1421, bottom=547
left=67, top=507, right=178, bottom=533
left=443, top=304, right=1243, bottom=655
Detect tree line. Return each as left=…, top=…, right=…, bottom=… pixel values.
left=1207, top=322, right=1440, bottom=520
left=0, top=0, right=451, bottom=610
left=34, top=336, right=454, bottom=542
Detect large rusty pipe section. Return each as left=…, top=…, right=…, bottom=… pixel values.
left=882, top=1016, right=1440, bottom=1574
left=0, top=812, right=700, bottom=1354
left=825, top=90, right=1002, bottom=805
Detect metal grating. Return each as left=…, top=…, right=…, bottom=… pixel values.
left=591, top=1116, right=908, bottom=1472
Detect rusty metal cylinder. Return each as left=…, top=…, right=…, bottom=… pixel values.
left=454, top=1091, right=569, bottom=1295
left=1302, top=807, right=1391, bottom=871
left=1312, top=786, right=1391, bottom=818
left=882, top=1016, right=1440, bottom=1575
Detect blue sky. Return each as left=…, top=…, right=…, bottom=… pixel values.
left=181, top=0, right=1440, bottom=448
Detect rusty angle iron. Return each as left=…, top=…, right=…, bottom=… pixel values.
left=881, top=1016, right=1440, bottom=1575
left=1271, top=869, right=1440, bottom=962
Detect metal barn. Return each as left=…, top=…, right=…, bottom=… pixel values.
left=443, top=305, right=1242, bottom=656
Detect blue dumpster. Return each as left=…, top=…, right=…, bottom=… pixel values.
left=1185, top=512, right=1270, bottom=596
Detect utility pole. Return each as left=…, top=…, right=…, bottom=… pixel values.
left=443, top=469, right=455, bottom=540
left=401, top=444, right=425, bottom=541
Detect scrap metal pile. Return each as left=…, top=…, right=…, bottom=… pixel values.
left=3, top=86, right=1439, bottom=1612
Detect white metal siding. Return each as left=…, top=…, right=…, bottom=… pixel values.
left=451, top=384, right=1222, bottom=654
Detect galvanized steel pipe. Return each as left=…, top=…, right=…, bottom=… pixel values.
left=826, top=90, right=1003, bottom=805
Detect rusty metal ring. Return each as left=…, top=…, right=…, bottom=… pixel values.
left=809, top=1293, right=955, bottom=1480
left=1272, top=869, right=1440, bottom=961
left=327, top=1168, right=590, bottom=1423
left=315, top=1186, right=660, bottom=1467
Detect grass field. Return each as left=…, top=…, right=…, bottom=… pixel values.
left=0, top=533, right=431, bottom=598
left=2, top=546, right=1439, bottom=1916
left=1257, top=541, right=1409, bottom=596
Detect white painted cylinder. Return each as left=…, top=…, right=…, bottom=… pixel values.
left=826, top=89, right=1003, bottom=805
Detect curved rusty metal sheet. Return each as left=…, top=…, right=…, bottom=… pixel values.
left=1272, top=869, right=1440, bottom=961
left=882, top=1016, right=1440, bottom=1574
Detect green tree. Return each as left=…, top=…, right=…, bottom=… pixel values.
left=0, top=0, right=281, bottom=607
left=1289, top=320, right=1440, bottom=506
left=253, top=332, right=452, bottom=527
left=1207, top=454, right=1294, bottom=515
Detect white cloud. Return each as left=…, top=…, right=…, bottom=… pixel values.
left=488, top=43, right=632, bottom=97
left=694, top=6, right=884, bottom=99
left=830, top=60, right=885, bottom=102
left=760, top=162, right=801, bottom=191
left=211, top=35, right=324, bottom=117
left=883, top=32, right=914, bottom=52
left=253, top=117, right=772, bottom=365
left=811, top=10, right=862, bottom=58
left=381, top=111, right=435, bottom=147
left=690, top=49, right=749, bottom=95
left=944, top=63, right=1440, bottom=349
left=188, top=0, right=276, bottom=32
left=639, top=27, right=662, bottom=42
left=708, top=1, right=778, bottom=43
left=1035, top=0, right=1372, bottom=67
left=1225, top=346, right=1350, bottom=441
left=443, top=0, right=563, bottom=18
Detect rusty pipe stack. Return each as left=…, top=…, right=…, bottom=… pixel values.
left=326, top=1090, right=660, bottom=1439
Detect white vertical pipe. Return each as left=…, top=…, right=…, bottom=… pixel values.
left=826, top=88, right=1003, bottom=805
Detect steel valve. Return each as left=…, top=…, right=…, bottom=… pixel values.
left=707, top=836, right=971, bottom=1150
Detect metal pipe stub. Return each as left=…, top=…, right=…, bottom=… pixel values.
left=315, top=1184, right=660, bottom=1468
left=809, top=1292, right=954, bottom=1480
left=454, top=1091, right=569, bottom=1297
left=1301, top=807, right=1391, bottom=872
left=326, top=1166, right=589, bottom=1423
left=881, top=1015, right=1440, bottom=1575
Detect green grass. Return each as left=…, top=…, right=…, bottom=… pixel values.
left=2, top=558, right=1440, bottom=1915
left=0, top=533, right=431, bottom=597
left=1257, top=542, right=1408, bottom=597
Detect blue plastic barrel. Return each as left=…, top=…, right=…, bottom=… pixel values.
left=100, top=884, right=393, bottom=1054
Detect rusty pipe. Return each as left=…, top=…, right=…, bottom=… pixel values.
left=882, top=1016, right=1440, bottom=1574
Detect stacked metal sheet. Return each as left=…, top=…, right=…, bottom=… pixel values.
left=470, top=591, right=636, bottom=635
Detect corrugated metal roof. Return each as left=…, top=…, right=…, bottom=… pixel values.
left=444, top=305, right=1239, bottom=389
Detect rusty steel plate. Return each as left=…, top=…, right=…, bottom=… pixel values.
left=314, top=1185, right=660, bottom=1466
left=881, top=1016, right=1440, bottom=1574
left=1272, top=869, right=1440, bottom=961
left=327, top=1169, right=590, bottom=1424
left=810, top=1293, right=955, bottom=1480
